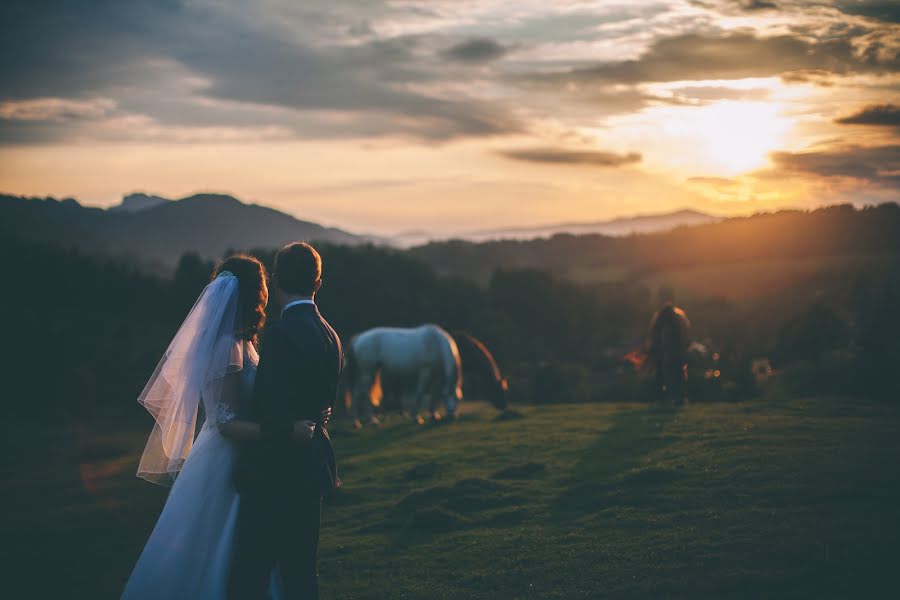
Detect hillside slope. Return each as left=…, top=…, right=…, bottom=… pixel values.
left=5, top=397, right=898, bottom=598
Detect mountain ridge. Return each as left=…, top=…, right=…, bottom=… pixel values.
left=0, top=192, right=377, bottom=266
left=389, top=208, right=719, bottom=247
left=462, top=208, right=718, bottom=242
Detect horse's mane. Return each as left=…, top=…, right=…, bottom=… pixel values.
left=451, top=330, right=503, bottom=382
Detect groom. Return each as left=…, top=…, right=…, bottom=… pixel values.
left=229, top=242, right=343, bottom=600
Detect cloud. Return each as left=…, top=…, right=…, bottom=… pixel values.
left=1, top=0, right=897, bottom=150
left=498, top=147, right=642, bottom=167
left=739, top=0, right=777, bottom=9
left=0, top=0, right=183, bottom=100
left=689, top=0, right=777, bottom=12
left=443, top=38, right=508, bottom=63
left=525, top=30, right=898, bottom=88
left=0, top=0, right=523, bottom=143
left=770, top=144, right=900, bottom=187
left=0, top=97, right=116, bottom=121
left=835, top=104, right=900, bottom=126
left=835, top=1, right=900, bottom=23
left=687, top=176, right=741, bottom=187
left=666, top=85, right=770, bottom=103
left=779, top=69, right=836, bottom=86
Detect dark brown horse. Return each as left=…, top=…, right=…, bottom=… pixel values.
left=646, top=303, right=691, bottom=404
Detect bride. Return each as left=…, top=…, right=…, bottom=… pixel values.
left=121, top=255, right=326, bottom=599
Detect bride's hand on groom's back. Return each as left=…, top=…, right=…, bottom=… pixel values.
left=290, top=408, right=331, bottom=442
left=292, top=420, right=317, bottom=442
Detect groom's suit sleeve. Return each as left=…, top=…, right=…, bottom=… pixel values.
left=251, top=325, right=296, bottom=446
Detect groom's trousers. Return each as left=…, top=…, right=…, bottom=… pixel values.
left=229, top=488, right=322, bottom=600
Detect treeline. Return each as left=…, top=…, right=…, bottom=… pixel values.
left=5, top=202, right=900, bottom=419
left=410, top=203, right=900, bottom=281
left=2, top=237, right=658, bottom=418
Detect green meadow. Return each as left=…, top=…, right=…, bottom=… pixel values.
left=4, top=396, right=899, bottom=599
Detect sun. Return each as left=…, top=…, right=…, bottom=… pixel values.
left=662, top=100, right=793, bottom=175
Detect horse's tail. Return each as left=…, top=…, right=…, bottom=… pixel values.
left=439, top=329, right=463, bottom=414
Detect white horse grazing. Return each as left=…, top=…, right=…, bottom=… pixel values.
left=346, top=324, right=462, bottom=424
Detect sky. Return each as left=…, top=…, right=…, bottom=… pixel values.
left=0, top=0, right=898, bottom=236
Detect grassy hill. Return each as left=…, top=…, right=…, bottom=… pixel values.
left=3, top=396, right=899, bottom=599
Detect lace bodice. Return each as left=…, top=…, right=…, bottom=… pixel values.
left=202, top=339, right=259, bottom=429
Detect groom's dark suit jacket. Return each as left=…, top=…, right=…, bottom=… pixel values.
left=235, top=302, right=342, bottom=496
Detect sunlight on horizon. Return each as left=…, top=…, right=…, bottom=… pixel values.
left=664, top=100, right=793, bottom=175
left=601, top=98, right=795, bottom=178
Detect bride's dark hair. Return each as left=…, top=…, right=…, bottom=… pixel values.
left=213, top=255, right=268, bottom=344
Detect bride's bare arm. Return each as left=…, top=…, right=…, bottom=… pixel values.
left=218, top=419, right=261, bottom=441
left=216, top=372, right=261, bottom=441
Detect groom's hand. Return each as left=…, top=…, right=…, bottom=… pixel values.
left=292, top=420, right=317, bottom=442
left=321, top=407, right=333, bottom=425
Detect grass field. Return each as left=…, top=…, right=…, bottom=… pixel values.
left=3, top=396, right=900, bottom=599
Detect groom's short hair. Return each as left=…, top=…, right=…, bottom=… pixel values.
left=274, top=242, right=322, bottom=295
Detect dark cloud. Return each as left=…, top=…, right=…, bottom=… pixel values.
left=779, top=69, right=836, bottom=86
left=738, top=0, right=777, bottom=10
left=0, top=0, right=185, bottom=100
left=526, top=30, right=897, bottom=88
left=836, top=1, right=900, bottom=24
left=443, top=38, right=508, bottom=63
left=0, top=0, right=522, bottom=142
left=770, top=144, right=900, bottom=187
left=835, top=104, right=900, bottom=126
left=498, top=147, right=641, bottom=167
left=689, top=0, right=777, bottom=11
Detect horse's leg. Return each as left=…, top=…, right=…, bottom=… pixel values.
left=442, top=370, right=460, bottom=421
left=400, top=388, right=417, bottom=422
left=349, top=384, right=363, bottom=429
left=413, top=369, right=432, bottom=425
left=430, top=375, right=445, bottom=423
left=353, top=369, right=379, bottom=426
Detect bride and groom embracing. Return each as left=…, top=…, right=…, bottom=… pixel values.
left=122, top=242, right=343, bottom=600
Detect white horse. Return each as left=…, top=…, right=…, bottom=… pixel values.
left=345, top=324, right=463, bottom=424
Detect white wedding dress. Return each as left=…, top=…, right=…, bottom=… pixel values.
left=122, top=273, right=282, bottom=599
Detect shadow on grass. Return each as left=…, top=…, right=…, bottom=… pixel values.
left=552, top=407, right=679, bottom=519
left=358, top=476, right=528, bottom=543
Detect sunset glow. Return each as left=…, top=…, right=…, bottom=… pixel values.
left=665, top=101, right=793, bottom=174
left=0, top=0, right=897, bottom=235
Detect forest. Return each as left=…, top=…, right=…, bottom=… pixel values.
left=4, top=202, right=899, bottom=421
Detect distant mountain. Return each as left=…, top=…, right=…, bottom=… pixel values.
left=0, top=192, right=377, bottom=266
left=109, top=192, right=169, bottom=213
left=463, top=209, right=719, bottom=242
left=409, top=203, right=900, bottom=284
left=385, top=209, right=718, bottom=247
